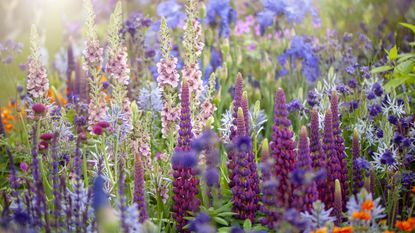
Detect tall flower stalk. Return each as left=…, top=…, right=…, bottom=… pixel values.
left=27, top=25, right=49, bottom=101
left=330, top=91, right=348, bottom=208
left=310, top=108, right=327, bottom=201
left=270, top=88, right=296, bottom=209
left=172, top=81, right=200, bottom=232
left=322, top=109, right=341, bottom=209
left=231, top=108, right=260, bottom=222
left=133, top=142, right=149, bottom=223
left=352, top=129, right=364, bottom=195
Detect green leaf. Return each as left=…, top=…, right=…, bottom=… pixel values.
left=400, top=22, right=415, bottom=34
left=213, top=217, right=228, bottom=226
left=371, top=65, right=393, bottom=73
left=387, top=45, right=398, bottom=61
left=217, top=212, right=236, bottom=217
left=395, top=60, right=415, bottom=74
left=218, top=227, right=231, bottom=233
left=243, top=219, right=252, bottom=230
left=383, top=77, right=410, bottom=92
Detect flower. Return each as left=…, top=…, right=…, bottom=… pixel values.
left=20, top=162, right=29, bottom=171
left=205, top=0, right=236, bottom=37
left=157, top=57, right=180, bottom=89
left=396, top=218, right=415, bottom=232
left=106, top=47, right=130, bottom=85
left=351, top=211, right=371, bottom=221
left=332, top=226, right=353, bottom=233
left=156, top=0, right=185, bottom=29
left=32, top=103, right=46, bottom=114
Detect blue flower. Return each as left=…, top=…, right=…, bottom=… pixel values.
left=277, top=36, right=319, bottom=82
left=256, top=10, right=274, bottom=35
left=235, top=136, right=252, bottom=152
left=355, top=157, right=370, bottom=171
left=92, top=175, right=108, bottom=211
left=156, top=0, right=185, bottom=29
left=172, top=151, right=198, bottom=168
left=380, top=150, right=395, bottom=166
left=206, top=0, right=236, bottom=38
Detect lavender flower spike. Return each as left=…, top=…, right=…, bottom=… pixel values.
left=322, top=109, right=341, bottom=209
left=133, top=143, right=148, bottom=223
left=270, top=88, right=296, bottom=209
left=310, top=108, right=327, bottom=201
left=352, top=129, right=364, bottom=195
left=330, top=91, right=349, bottom=207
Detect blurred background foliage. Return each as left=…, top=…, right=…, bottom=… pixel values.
left=0, top=0, right=414, bottom=105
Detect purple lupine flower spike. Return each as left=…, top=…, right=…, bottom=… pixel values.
left=241, top=92, right=250, bottom=135
left=66, top=44, right=76, bottom=99
left=6, top=149, right=21, bottom=211
left=352, top=129, right=364, bottom=195
left=330, top=91, right=348, bottom=208
left=231, top=108, right=260, bottom=222
left=322, top=109, right=341, bottom=208
left=228, top=73, right=244, bottom=190
left=270, top=88, right=296, bottom=209
left=176, top=80, right=194, bottom=152
left=133, top=144, right=148, bottom=223
left=295, top=126, right=318, bottom=212
left=260, top=139, right=279, bottom=229
left=310, top=108, right=327, bottom=201
left=172, top=80, right=200, bottom=233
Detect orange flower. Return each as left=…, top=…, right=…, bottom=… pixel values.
left=383, top=231, right=394, bottom=233
left=361, top=200, right=374, bottom=211
left=332, top=226, right=353, bottom=233
left=352, top=211, right=371, bottom=221
left=408, top=217, right=415, bottom=225
left=310, top=228, right=327, bottom=233
left=396, top=220, right=415, bottom=232
left=412, top=185, right=415, bottom=193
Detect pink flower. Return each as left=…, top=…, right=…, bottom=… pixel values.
left=27, top=59, right=48, bottom=99
left=107, top=47, right=130, bottom=85
left=20, top=162, right=29, bottom=171
left=157, top=57, right=180, bottom=89
left=82, top=39, right=104, bottom=71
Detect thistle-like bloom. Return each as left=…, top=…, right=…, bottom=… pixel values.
left=88, top=92, right=108, bottom=130
left=310, top=108, right=327, bottom=201
left=107, top=47, right=130, bottom=85
left=157, top=56, right=180, bottom=89
left=172, top=81, right=200, bottom=232
left=330, top=91, right=348, bottom=207
left=270, top=88, right=296, bottom=208
left=322, top=109, right=341, bottom=209
left=294, top=126, right=318, bottom=212
left=133, top=144, right=148, bottom=223
left=231, top=108, right=260, bottom=222
left=352, top=129, right=364, bottom=195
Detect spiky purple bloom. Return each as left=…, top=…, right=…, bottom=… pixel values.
left=330, top=91, right=348, bottom=208
left=352, top=129, right=364, bottom=195
left=309, top=108, right=327, bottom=201
left=134, top=150, right=148, bottom=223
left=293, top=127, right=318, bottom=212
left=228, top=73, right=244, bottom=189
left=270, top=88, right=296, bottom=209
left=231, top=108, right=260, bottom=222
left=172, top=81, right=200, bottom=233
left=322, top=109, right=341, bottom=209
left=6, top=149, right=21, bottom=211
left=118, top=157, right=129, bottom=233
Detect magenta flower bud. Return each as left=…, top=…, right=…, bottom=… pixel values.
left=20, top=162, right=29, bottom=171
left=38, top=141, right=49, bottom=150
left=79, top=132, right=87, bottom=141
left=92, top=125, right=103, bottom=135
left=32, top=103, right=46, bottom=114
left=40, top=132, right=54, bottom=141
left=96, top=121, right=110, bottom=129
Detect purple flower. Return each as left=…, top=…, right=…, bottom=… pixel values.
left=205, top=168, right=219, bottom=187
left=92, top=175, right=108, bottom=211
left=206, top=0, right=236, bottom=37
left=372, top=82, right=384, bottom=97
left=348, top=79, right=357, bottom=88
left=235, top=136, right=252, bottom=152
left=366, top=91, right=376, bottom=100
left=40, top=133, right=54, bottom=141
left=287, top=99, right=303, bottom=112
left=368, top=104, right=382, bottom=117
left=256, top=10, right=274, bottom=35
left=402, top=171, right=415, bottom=189
left=172, top=151, right=198, bottom=168
left=376, top=128, right=384, bottom=138
left=270, top=88, right=296, bottom=210
left=133, top=150, right=148, bottom=223
left=307, top=90, right=319, bottom=107
left=388, top=115, right=398, bottom=125
left=20, top=162, right=29, bottom=171
left=32, top=103, right=46, bottom=114
left=310, top=108, right=327, bottom=201
left=380, top=150, right=395, bottom=165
